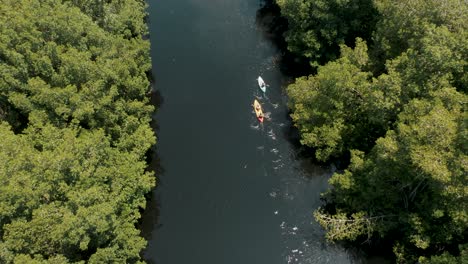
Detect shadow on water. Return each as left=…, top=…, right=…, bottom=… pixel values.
left=255, top=0, right=312, bottom=78
left=139, top=83, right=164, bottom=262
left=138, top=150, right=163, bottom=263
left=149, top=84, right=164, bottom=109
left=139, top=187, right=162, bottom=242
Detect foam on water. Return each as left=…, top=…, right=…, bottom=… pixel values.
left=267, top=128, right=277, bottom=140
left=250, top=123, right=260, bottom=130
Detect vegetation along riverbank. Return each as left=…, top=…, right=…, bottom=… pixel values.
left=276, top=0, right=467, bottom=262
left=0, top=0, right=155, bottom=262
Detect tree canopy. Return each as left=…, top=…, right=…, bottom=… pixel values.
left=0, top=0, right=155, bottom=262
left=280, top=0, right=467, bottom=261
left=276, top=0, right=378, bottom=66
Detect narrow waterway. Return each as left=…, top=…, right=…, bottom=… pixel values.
left=141, top=0, right=365, bottom=263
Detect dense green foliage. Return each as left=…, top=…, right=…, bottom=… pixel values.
left=281, top=0, right=467, bottom=262
left=276, top=0, right=378, bottom=66
left=371, top=0, right=467, bottom=68
left=0, top=0, right=155, bottom=262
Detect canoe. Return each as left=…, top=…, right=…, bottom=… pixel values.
left=253, top=99, right=264, bottom=122
left=257, top=76, right=266, bottom=93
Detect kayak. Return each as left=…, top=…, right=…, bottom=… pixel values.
left=253, top=99, right=264, bottom=122
left=257, top=76, right=266, bottom=93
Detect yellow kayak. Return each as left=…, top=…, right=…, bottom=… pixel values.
left=253, top=99, right=264, bottom=122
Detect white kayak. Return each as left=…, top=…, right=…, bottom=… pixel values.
left=257, top=76, right=266, bottom=93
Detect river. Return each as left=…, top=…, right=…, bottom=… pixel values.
left=141, top=0, right=367, bottom=263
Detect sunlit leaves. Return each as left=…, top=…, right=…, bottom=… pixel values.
left=0, top=0, right=155, bottom=262
left=321, top=88, right=467, bottom=259
left=372, top=0, right=468, bottom=62
left=0, top=122, right=154, bottom=262
left=0, top=0, right=153, bottom=140
left=287, top=39, right=386, bottom=160
left=282, top=0, right=468, bottom=261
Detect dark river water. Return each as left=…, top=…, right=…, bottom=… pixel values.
left=141, top=0, right=371, bottom=263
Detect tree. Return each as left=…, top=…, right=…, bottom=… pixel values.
left=419, top=245, right=468, bottom=264
left=371, top=0, right=468, bottom=70
left=316, top=87, right=467, bottom=262
left=0, top=121, right=154, bottom=263
left=66, top=0, right=149, bottom=38
left=287, top=39, right=398, bottom=161
left=276, top=0, right=378, bottom=66
left=0, top=0, right=153, bottom=151
left=0, top=0, right=155, bottom=262
left=282, top=0, right=468, bottom=262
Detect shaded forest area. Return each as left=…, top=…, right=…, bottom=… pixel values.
left=0, top=0, right=155, bottom=262
left=277, top=0, right=467, bottom=263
